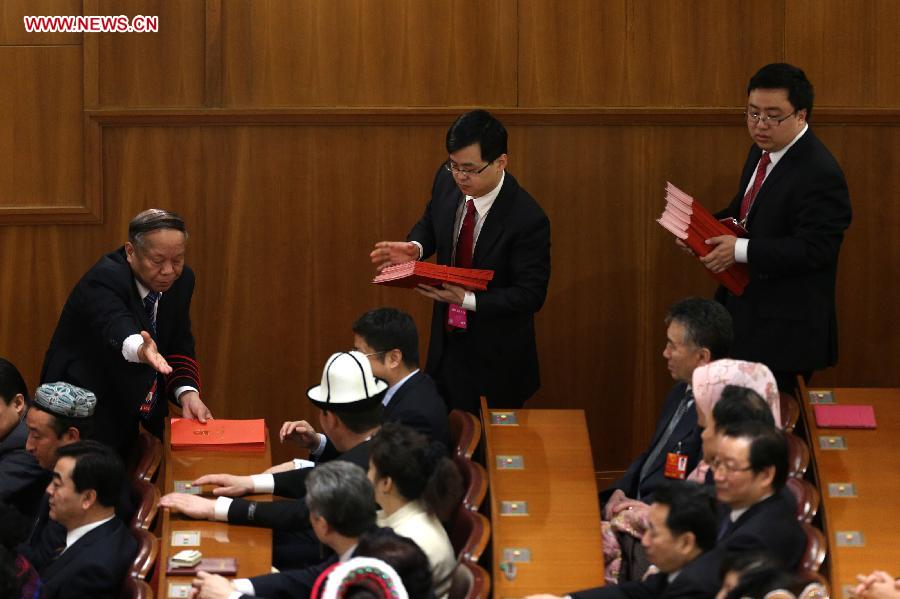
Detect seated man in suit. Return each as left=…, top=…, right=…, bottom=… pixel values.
left=713, top=420, right=805, bottom=570
left=188, top=460, right=378, bottom=599
left=161, top=351, right=384, bottom=568
left=35, top=440, right=137, bottom=599
left=525, top=480, right=722, bottom=599
left=0, top=358, right=46, bottom=517
left=268, top=307, right=449, bottom=475
left=19, top=382, right=97, bottom=567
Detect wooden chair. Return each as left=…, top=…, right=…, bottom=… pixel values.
left=454, top=455, right=488, bottom=511
left=785, top=477, right=820, bottom=523
left=446, top=503, right=490, bottom=564
left=779, top=391, right=801, bottom=433
left=120, top=577, right=153, bottom=599
left=449, top=410, right=481, bottom=459
left=448, top=560, right=491, bottom=599
left=129, top=477, right=161, bottom=531
left=128, top=429, right=163, bottom=483
left=129, top=527, right=159, bottom=580
left=784, top=432, right=810, bottom=478
left=799, top=523, right=827, bottom=573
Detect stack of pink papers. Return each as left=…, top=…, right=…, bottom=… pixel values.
left=813, top=405, right=877, bottom=429
left=373, top=261, right=494, bottom=291
left=657, top=182, right=750, bottom=296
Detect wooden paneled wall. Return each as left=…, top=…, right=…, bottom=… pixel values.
left=2, top=0, right=898, bottom=469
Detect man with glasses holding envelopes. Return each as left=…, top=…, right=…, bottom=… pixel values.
left=700, top=64, right=851, bottom=393
left=371, top=110, right=551, bottom=414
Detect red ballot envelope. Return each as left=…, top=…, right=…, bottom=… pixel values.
left=170, top=418, right=266, bottom=451
left=813, top=405, right=877, bottom=429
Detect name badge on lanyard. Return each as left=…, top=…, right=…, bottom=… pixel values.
left=664, top=442, right=688, bottom=480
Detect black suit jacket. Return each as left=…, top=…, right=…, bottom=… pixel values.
left=248, top=552, right=341, bottom=599
left=602, top=383, right=702, bottom=505
left=226, top=438, right=372, bottom=530
left=38, top=518, right=137, bottom=599
left=716, top=490, right=806, bottom=571
left=408, top=168, right=551, bottom=407
left=0, top=414, right=48, bottom=517
left=41, top=247, right=201, bottom=451
left=715, top=129, right=851, bottom=372
left=571, top=549, right=722, bottom=599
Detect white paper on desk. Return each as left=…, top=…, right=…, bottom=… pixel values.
left=293, top=458, right=315, bottom=469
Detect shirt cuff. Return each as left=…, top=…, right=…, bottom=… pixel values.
left=228, top=593, right=245, bottom=599
left=309, top=433, right=327, bottom=459
left=231, top=579, right=255, bottom=596
left=293, top=458, right=316, bottom=470
left=734, top=238, right=749, bottom=263
left=250, top=474, right=275, bottom=493
left=122, top=333, right=143, bottom=363
left=462, top=291, right=477, bottom=311
left=214, top=497, right=233, bottom=522
left=409, top=241, right=424, bottom=260
left=174, top=386, right=198, bottom=406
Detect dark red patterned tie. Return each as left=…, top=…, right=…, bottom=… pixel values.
left=454, top=199, right=477, bottom=268
left=739, top=152, right=771, bottom=222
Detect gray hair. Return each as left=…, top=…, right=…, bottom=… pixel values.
left=128, top=209, right=188, bottom=250
left=305, top=461, right=376, bottom=537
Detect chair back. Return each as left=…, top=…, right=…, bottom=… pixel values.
left=449, top=410, right=481, bottom=459
left=129, top=527, right=159, bottom=580
left=780, top=391, right=801, bottom=433
left=130, top=477, right=161, bottom=530
left=120, top=576, right=153, bottom=599
left=454, top=455, right=488, bottom=511
left=784, top=432, right=810, bottom=478
left=446, top=503, right=490, bottom=563
left=799, top=522, right=827, bottom=572
left=448, top=560, right=491, bottom=599
left=785, top=477, right=820, bottom=523
left=128, top=429, right=163, bottom=483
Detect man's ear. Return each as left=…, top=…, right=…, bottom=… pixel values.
left=11, top=393, right=25, bottom=416
left=676, top=531, right=697, bottom=555
left=81, top=488, right=98, bottom=511
left=696, top=347, right=712, bottom=366
left=495, top=153, right=508, bottom=171
left=62, top=427, right=81, bottom=444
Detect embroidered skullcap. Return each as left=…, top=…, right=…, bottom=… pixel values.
left=34, top=382, right=97, bottom=418
left=320, top=557, right=409, bottom=599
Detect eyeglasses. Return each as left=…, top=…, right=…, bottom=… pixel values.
left=711, top=458, right=754, bottom=474
left=444, top=159, right=492, bottom=177
left=744, top=110, right=796, bottom=127
left=352, top=349, right=386, bottom=359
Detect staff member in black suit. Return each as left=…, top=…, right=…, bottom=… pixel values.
left=700, top=64, right=852, bottom=392
left=371, top=110, right=551, bottom=412
left=0, top=358, right=46, bottom=517
left=41, top=209, right=213, bottom=453
left=35, top=440, right=137, bottom=599
left=525, top=481, right=723, bottom=599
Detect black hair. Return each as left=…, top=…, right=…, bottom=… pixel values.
left=720, top=420, right=789, bottom=491
left=128, top=209, right=188, bottom=249
left=352, top=308, right=420, bottom=368
left=356, top=528, right=433, bottom=599
left=27, top=398, right=94, bottom=440
left=0, top=358, right=28, bottom=406
left=55, top=440, right=124, bottom=508
left=331, top=404, right=384, bottom=435
left=369, top=422, right=462, bottom=521
left=652, top=481, right=719, bottom=552
left=747, top=63, right=814, bottom=120
left=726, top=565, right=800, bottom=599
left=713, top=385, right=776, bottom=432
left=665, top=298, right=734, bottom=360
left=445, top=110, right=508, bottom=163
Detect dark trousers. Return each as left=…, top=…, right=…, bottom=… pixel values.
left=434, top=332, right=482, bottom=414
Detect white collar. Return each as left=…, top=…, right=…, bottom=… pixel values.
left=730, top=491, right=774, bottom=521
left=377, top=499, right=427, bottom=527
left=339, top=543, right=358, bottom=562
left=64, top=515, right=115, bottom=552
left=465, top=170, right=505, bottom=216
left=383, top=369, right=419, bottom=407
left=134, top=278, right=159, bottom=302
left=766, top=123, right=808, bottom=167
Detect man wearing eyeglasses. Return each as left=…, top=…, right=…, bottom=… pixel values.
left=712, top=420, right=805, bottom=570
left=370, top=110, right=551, bottom=413
left=700, top=63, right=852, bottom=394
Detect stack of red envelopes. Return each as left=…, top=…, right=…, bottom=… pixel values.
left=170, top=418, right=265, bottom=452
left=657, top=182, right=750, bottom=296
left=373, top=261, right=494, bottom=291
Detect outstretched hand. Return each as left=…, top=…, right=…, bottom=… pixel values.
left=137, top=331, right=173, bottom=374
left=370, top=241, right=419, bottom=272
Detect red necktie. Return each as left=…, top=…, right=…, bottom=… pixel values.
left=739, top=152, right=771, bottom=222
left=454, top=199, right=477, bottom=268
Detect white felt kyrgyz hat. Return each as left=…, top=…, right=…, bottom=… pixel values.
left=307, top=351, right=388, bottom=412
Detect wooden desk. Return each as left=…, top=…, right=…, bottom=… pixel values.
left=798, top=382, right=900, bottom=595
left=159, top=421, right=273, bottom=598
left=481, top=401, right=604, bottom=598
